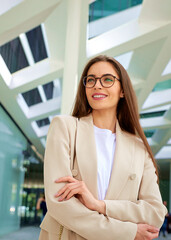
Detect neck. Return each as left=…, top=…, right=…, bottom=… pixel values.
left=92, top=109, right=117, bottom=133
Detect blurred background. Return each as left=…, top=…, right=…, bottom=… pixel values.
left=0, top=0, right=171, bottom=239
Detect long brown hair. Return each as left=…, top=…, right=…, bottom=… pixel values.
left=72, top=55, right=159, bottom=183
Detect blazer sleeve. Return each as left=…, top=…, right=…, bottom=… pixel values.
left=104, top=150, right=168, bottom=229
left=44, top=116, right=137, bottom=240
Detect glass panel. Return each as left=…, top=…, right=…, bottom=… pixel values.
left=42, top=79, right=61, bottom=100
left=144, top=129, right=156, bottom=138
left=36, top=118, right=50, bottom=128
left=0, top=105, right=27, bottom=236
left=140, top=111, right=166, bottom=119
left=89, top=0, right=143, bottom=22
left=0, top=37, right=29, bottom=73
left=20, top=79, right=61, bottom=109
left=43, top=82, right=54, bottom=100
left=152, top=79, right=171, bottom=92
left=22, top=88, right=42, bottom=107
left=26, top=26, right=48, bottom=63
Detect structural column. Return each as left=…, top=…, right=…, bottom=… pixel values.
left=61, top=0, right=88, bottom=115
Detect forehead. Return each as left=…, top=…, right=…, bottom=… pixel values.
left=87, top=61, right=119, bottom=78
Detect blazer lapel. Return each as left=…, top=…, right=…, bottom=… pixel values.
left=76, top=114, right=98, bottom=199
left=105, top=120, right=135, bottom=200
left=76, top=113, right=135, bottom=200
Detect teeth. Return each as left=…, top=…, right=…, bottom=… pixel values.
left=93, top=95, right=106, bottom=98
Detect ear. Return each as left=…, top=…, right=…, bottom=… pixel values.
left=120, top=89, right=124, bottom=98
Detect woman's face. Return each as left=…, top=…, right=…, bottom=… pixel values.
left=85, top=61, right=124, bottom=113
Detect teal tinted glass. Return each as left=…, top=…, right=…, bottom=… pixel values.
left=89, top=0, right=143, bottom=22
left=144, top=129, right=156, bottom=138
left=152, top=79, right=171, bottom=92
left=140, top=111, right=166, bottom=119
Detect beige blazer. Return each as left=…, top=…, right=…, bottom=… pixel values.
left=39, top=114, right=167, bottom=240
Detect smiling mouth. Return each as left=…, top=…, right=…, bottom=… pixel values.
left=92, top=94, right=107, bottom=99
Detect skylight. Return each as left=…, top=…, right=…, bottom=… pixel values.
left=36, top=118, right=50, bottom=128
left=22, top=88, right=42, bottom=107
left=0, top=37, right=29, bottom=73
left=26, top=25, right=48, bottom=63
left=21, top=79, right=61, bottom=108
left=0, top=25, right=48, bottom=74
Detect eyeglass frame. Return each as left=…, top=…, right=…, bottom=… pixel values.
left=83, top=73, right=120, bottom=88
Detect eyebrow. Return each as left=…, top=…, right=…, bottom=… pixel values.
left=87, top=73, right=113, bottom=77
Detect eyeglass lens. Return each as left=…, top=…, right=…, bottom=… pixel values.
left=84, top=75, right=115, bottom=88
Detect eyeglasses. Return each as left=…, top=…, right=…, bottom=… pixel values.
left=83, top=74, right=120, bottom=88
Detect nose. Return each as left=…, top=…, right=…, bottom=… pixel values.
left=94, top=79, right=102, bottom=88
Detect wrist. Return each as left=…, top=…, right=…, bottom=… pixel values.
left=95, top=200, right=106, bottom=215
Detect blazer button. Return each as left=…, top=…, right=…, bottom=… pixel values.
left=129, top=173, right=136, bottom=180
left=72, top=169, right=78, bottom=177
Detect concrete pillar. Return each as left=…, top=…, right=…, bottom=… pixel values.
left=61, top=0, right=88, bottom=115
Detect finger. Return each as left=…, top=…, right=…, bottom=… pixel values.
left=147, top=231, right=159, bottom=239
left=55, top=176, right=77, bottom=183
left=66, top=187, right=81, bottom=200
left=59, top=183, right=80, bottom=201
left=58, top=188, right=71, bottom=201
left=146, top=225, right=159, bottom=233
left=55, top=182, right=78, bottom=197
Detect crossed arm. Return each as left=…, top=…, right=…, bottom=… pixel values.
left=44, top=117, right=166, bottom=240
left=103, top=151, right=167, bottom=228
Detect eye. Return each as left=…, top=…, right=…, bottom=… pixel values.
left=104, top=78, right=113, bottom=82
left=87, top=78, right=95, bottom=83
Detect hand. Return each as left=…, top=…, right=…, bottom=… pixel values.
left=135, top=224, right=159, bottom=240
left=54, top=176, right=106, bottom=214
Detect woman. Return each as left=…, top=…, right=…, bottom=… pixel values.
left=39, top=55, right=167, bottom=240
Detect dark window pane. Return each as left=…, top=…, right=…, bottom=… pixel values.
left=144, top=129, right=155, bottom=138
left=43, top=82, right=54, bottom=100
left=140, top=111, right=166, bottom=119
left=36, top=118, right=50, bottom=128
left=26, top=26, right=48, bottom=63
left=22, top=88, right=42, bottom=107
left=0, top=37, right=29, bottom=73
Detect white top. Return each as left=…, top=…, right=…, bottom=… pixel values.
left=93, top=125, right=116, bottom=200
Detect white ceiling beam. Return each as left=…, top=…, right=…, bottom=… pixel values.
left=0, top=55, right=12, bottom=86
left=151, top=107, right=171, bottom=155
left=10, top=59, right=63, bottom=93
left=142, top=89, right=171, bottom=110
left=87, top=19, right=171, bottom=58
left=27, top=97, right=61, bottom=120
left=138, top=36, right=171, bottom=110
left=19, top=33, right=34, bottom=66
left=139, top=0, right=171, bottom=23
left=0, top=0, right=61, bottom=46
left=140, top=116, right=171, bottom=130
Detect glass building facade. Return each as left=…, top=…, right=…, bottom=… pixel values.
left=0, top=106, right=27, bottom=236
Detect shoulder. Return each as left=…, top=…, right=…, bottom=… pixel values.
left=123, top=130, right=146, bottom=152
left=50, top=115, right=78, bottom=132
